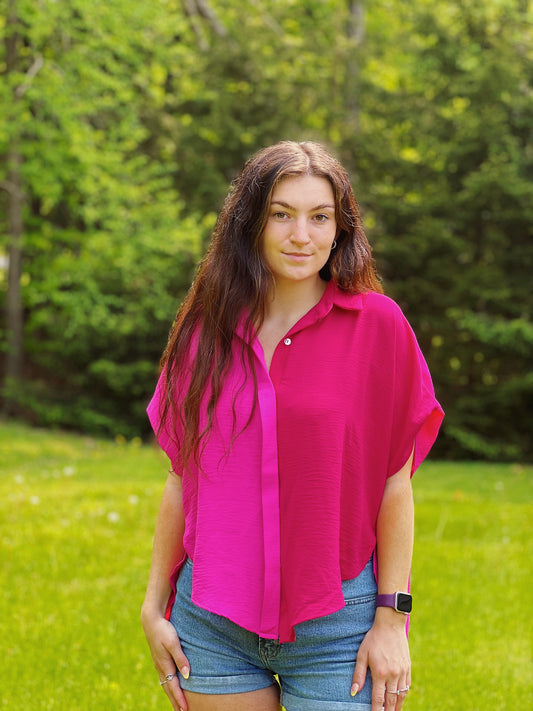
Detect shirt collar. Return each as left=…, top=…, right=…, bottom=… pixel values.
left=319, top=279, right=365, bottom=313
left=235, top=280, right=365, bottom=343
left=285, top=280, right=364, bottom=336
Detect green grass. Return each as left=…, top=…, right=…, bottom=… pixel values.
left=1, top=422, right=532, bottom=710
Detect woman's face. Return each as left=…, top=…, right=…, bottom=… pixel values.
left=261, top=175, right=337, bottom=289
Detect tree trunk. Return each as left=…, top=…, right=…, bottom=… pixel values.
left=2, top=0, right=24, bottom=417
left=344, top=0, right=365, bottom=127
left=347, top=0, right=365, bottom=46
left=4, top=152, right=24, bottom=377
left=182, top=0, right=227, bottom=50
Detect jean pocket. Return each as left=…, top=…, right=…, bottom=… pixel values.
left=341, top=558, right=377, bottom=604
left=343, top=592, right=376, bottom=607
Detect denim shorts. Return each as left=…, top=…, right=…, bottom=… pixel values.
left=169, top=557, right=377, bottom=711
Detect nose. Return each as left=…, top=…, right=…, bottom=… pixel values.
left=290, top=218, right=311, bottom=245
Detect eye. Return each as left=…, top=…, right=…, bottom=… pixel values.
left=313, top=213, right=329, bottom=223
left=272, top=211, right=289, bottom=220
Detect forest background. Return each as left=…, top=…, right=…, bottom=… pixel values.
left=1, top=0, right=532, bottom=462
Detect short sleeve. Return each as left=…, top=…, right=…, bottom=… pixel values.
left=147, top=369, right=183, bottom=475
left=387, top=306, right=444, bottom=477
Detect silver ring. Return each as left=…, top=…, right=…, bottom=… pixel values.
left=386, top=686, right=410, bottom=695
left=159, top=673, right=175, bottom=686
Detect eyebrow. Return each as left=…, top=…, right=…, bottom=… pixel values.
left=271, top=200, right=335, bottom=211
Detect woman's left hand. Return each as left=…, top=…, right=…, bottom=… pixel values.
left=351, top=609, right=411, bottom=711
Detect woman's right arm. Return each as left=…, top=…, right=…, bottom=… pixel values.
left=141, top=472, right=190, bottom=711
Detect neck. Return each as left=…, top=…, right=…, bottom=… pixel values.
left=264, top=276, right=327, bottom=328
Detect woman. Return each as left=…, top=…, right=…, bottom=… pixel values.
left=141, top=141, right=444, bottom=711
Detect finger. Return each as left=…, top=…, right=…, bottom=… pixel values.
left=166, top=637, right=191, bottom=710
left=395, top=678, right=411, bottom=710
left=371, top=683, right=386, bottom=711
left=396, top=691, right=407, bottom=710
left=383, top=686, right=399, bottom=711
left=393, top=664, right=411, bottom=709
left=351, top=645, right=369, bottom=697
left=161, top=644, right=190, bottom=711
left=159, top=670, right=187, bottom=711
left=166, top=634, right=191, bottom=680
left=166, top=674, right=188, bottom=711
left=148, top=619, right=191, bottom=681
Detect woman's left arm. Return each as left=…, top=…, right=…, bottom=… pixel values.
left=351, top=449, right=414, bottom=711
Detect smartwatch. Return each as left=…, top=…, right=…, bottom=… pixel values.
left=376, top=592, right=412, bottom=614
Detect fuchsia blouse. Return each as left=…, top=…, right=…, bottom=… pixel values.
left=147, top=280, right=444, bottom=643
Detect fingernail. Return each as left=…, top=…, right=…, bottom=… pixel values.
left=350, top=683, right=359, bottom=697
left=181, top=666, right=190, bottom=679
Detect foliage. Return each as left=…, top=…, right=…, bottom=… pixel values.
left=159, top=0, right=354, bottom=214
left=1, top=0, right=532, bottom=457
left=338, top=0, right=533, bottom=459
left=1, top=423, right=532, bottom=709
left=0, top=0, right=204, bottom=434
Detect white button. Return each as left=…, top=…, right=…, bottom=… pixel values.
left=283, top=338, right=292, bottom=345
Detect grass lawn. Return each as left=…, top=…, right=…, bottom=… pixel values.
left=1, top=422, right=532, bottom=710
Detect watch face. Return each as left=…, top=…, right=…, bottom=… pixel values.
left=397, top=593, right=412, bottom=614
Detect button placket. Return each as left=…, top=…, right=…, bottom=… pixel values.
left=270, top=332, right=293, bottom=384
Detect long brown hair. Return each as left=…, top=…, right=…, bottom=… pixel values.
left=158, top=140, right=382, bottom=470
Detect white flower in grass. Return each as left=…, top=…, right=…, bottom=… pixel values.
left=29, top=495, right=41, bottom=505
left=128, top=495, right=139, bottom=505
left=107, top=511, right=120, bottom=523
left=63, top=466, right=76, bottom=477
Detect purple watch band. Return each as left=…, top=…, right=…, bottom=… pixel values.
left=376, top=593, right=397, bottom=607
left=376, top=592, right=412, bottom=613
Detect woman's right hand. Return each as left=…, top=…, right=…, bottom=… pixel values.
left=142, top=609, right=191, bottom=711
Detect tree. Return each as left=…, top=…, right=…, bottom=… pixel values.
left=1, top=0, right=531, bottom=457
left=151, top=0, right=357, bottom=215
left=341, top=0, right=533, bottom=459
left=1, top=0, right=41, bottom=415
left=0, top=0, right=204, bottom=434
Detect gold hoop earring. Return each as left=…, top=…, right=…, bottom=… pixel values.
left=331, top=240, right=337, bottom=250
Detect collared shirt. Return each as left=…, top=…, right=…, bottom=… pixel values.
left=147, top=280, right=444, bottom=643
